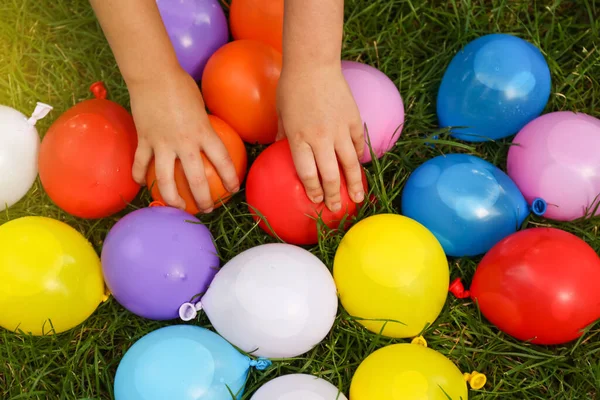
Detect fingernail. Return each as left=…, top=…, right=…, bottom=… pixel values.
left=203, top=207, right=214, bottom=214
left=354, top=191, right=365, bottom=203
left=331, top=202, right=341, bottom=212
left=313, top=195, right=324, bottom=204
left=232, top=186, right=240, bottom=193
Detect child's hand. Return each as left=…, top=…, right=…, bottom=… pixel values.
left=128, top=67, right=240, bottom=213
left=277, top=64, right=365, bottom=212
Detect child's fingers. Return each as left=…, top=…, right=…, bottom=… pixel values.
left=336, top=135, right=365, bottom=203
left=180, top=150, right=213, bottom=213
left=154, top=149, right=185, bottom=209
left=132, top=142, right=153, bottom=185
left=289, top=140, right=323, bottom=204
left=275, top=117, right=286, bottom=141
left=313, top=141, right=342, bottom=212
left=351, top=120, right=365, bottom=159
left=202, top=133, right=240, bottom=194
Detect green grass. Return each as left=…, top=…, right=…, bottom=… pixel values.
left=1, top=0, right=599, bottom=398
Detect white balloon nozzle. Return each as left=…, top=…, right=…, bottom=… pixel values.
left=179, top=301, right=203, bottom=321
left=27, top=102, right=53, bottom=126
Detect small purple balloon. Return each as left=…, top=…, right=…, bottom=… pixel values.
left=101, top=206, right=219, bottom=320
left=156, top=0, right=229, bottom=81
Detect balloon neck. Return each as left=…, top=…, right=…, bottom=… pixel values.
left=27, top=102, right=53, bottom=126
left=464, top=371, right=487, bottom=390
left=90, top=81, right=108, bottom=99
left=102, top=288, right=111, bottom=302
left=179, top=301, right=203, bottom=321
left=249, top=357, right=272, bottom=371
left=149, top=201, right=166, bottom=208
left=531, top=198, right=547, bottom=216
left=411, top=336, right=428, bottom=347
left=449, top=278, right=471, bottom=299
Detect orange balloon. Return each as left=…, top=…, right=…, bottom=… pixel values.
left=146, top=115, right=247, bottom=214
left=202, top=40, right=282, bottom=145
left=230, top=0, right=284, bottom=53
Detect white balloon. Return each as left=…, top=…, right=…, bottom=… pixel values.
left=200, top=243, right=338, bottom=358
left=0, top=103, right=52, bottom=209
left=251, top=374, right=348, bottom=400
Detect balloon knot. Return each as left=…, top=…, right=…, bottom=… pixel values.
left=449, top=278, right=471, bottom=299
left=531, top=198, right=547, bottom=216
left=102, top=288, right=111, bottom=303
left=411, top=336, right=428, bottom=347
left=149, top=201, right=166, bottom=208
left=179, top=301, right=202, bottom=321
left=27, top=102, right=53, bottom=125
left=90, top=81, right=108, bottom=99
left=249, top=358, right=272, bottom=371
left=464, top=371, right=487, bottom=390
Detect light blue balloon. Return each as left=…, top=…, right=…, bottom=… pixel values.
left=114, top=325, right=271, bottom=400
left=401, top=154, right=546, bottom=257
left=437, top=33, right=551, bottom=142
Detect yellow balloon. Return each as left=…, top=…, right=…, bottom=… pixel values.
left=333, top=214, right=448, bottom=338
left=0, top=217, right=106, bottom=335
left=350, top=343, right=468, bottom=400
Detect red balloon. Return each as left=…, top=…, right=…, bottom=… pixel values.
left=450, top=228, right=600, bottom=345
left=39, top=82, right=140, bottom=219
left=246, top=138, right=367, bottom=245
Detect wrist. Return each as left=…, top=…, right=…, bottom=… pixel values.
left=123, top=57, right=184, bottom=88
left=282, top=57, right=342, bottom=78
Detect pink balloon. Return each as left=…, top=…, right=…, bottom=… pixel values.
left=507, top=111, right=600, bottom=221
left=342, top=61, right=405, bottom=163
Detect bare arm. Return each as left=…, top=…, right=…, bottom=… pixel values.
left=278, top=0, right=365, bottom=212
left=89, top=0, right=179, bottom=85
left=282, top=0, right=344, bottom=73
left=90, top=0, right=239, bottom=213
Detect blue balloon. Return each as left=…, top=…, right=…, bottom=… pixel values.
left=401, top=154, right=546, bottom=257
left=114, top=325, right=271, bottom=400
left=437, top=33, right=551, bottom=142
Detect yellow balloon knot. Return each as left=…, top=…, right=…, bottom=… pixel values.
left=464, top=371, right=487, bottom=390
left=102, top=289, right=111, bottom=302
left=411, top=336, right=428, bottom=347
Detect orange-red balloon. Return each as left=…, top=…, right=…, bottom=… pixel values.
left=230, top=0, right=284, bottom=53
left=202, top=40, right=281, bottom=145
left=38, top=82, right=140, bottom=219
left=146, top=115, right=247, bottom=214
left=469, top=228, right=600, bottom=345
left=246, top=138, right=367, bottom=245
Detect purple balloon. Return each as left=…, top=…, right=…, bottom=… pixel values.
left=101, top=206, right=219, bottom=320
left=156, top=0, right=229, bottom=81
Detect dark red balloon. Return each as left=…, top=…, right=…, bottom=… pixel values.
left=451, top=228, right=600, bottom=345
left=39, top=82, right=140, bottom=219
left=246, top=139, right=367, bottom=245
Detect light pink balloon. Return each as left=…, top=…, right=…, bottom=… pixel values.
left=507, top=111, right=600, bottom=221
left=342, top=61, right=405, bottom=163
